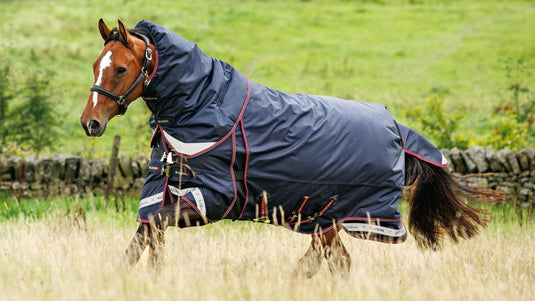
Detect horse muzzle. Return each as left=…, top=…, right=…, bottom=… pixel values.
left=80, top=118, right=107, bottom=137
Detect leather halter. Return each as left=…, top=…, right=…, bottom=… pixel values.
left=90, top=32, right=152, bottom=115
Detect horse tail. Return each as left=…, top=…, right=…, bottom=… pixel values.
left=404, top=153, right=501, bottom=250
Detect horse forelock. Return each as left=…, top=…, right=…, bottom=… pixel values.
left=104, top=27, right=153, bottom=49
left=104, top=28, right=129, bottom=48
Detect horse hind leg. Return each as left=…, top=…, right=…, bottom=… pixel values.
left=294, top=234, right=324, bottom=279
left=322, top=227, right=351, bottom=278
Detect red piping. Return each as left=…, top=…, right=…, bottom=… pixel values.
left=221, top=130, right=238, bottom=219
left=147, top=50, right=159, bottom=83
left=403, top=147, right=448, bottom=168
left=401, top=136, right=448, bottom=168
left=180, top=196, right=207, bottom=221
left=237, top=120, right=250, bottom=220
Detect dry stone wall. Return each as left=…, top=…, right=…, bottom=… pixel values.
left=1, top=147, right=534, bottom=204
left=441, top=147, right=535, bottom=205
left=0, top=154, right=149, bottom=198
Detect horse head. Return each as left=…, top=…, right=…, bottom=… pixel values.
left=80, top=19, right=155, bottom=137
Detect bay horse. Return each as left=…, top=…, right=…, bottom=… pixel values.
left=80, top=19, right=499, bottom=277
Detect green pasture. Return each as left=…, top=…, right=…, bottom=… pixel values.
left=0, top=194, right=531, bottom=232
left=1, top=0, right=534, bottom=155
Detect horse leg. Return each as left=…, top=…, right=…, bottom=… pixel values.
left=122, top=223, right=151, bottom=268
left=294, top=234, right=324, bottom=278
left=121, top=198, right=204, bottom=270
left=147, top=198, right=207, bottom=269
left=321, top=227, right=351, bottom=278
left=120, top=216, right=167, bottom=270
left=147, top=215, right=166, bottom=269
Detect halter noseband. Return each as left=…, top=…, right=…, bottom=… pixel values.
left=90, top=32, right=153, bottom=116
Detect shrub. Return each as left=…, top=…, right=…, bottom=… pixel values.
left=494, top=57, right=534, bottom=145
left=0, top=64, right=14, bottom=147
left=482, top=108, right=529, bottom=151
left=403, top=93, right=469, bottom=149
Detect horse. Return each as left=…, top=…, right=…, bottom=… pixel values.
left=80, top=19, right=500, bottom=277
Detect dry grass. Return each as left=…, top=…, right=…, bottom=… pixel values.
left=1, top=213, right=533, bottom=301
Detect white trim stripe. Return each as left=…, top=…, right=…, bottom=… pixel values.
left=162, top=129, right=216, bottom=156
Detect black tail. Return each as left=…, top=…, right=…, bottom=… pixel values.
left=405, top=153, right=502, bottom=249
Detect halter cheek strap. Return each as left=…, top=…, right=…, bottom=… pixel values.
left=90, top=32, right=153, bottom=116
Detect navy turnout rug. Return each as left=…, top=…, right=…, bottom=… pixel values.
left=134, top=20, right=447, bottom=243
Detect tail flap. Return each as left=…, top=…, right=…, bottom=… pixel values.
left=398, top=123, right=448, bottom=167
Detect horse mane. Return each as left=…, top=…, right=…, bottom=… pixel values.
left=104, top=27, right=154, bottom=49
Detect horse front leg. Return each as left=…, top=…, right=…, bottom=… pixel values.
left=122, top=223, right=150, bottom=269
left=321, top=227, right=351, bottom=278
left=122, top=197, right=207, bottom=270
left=146, top=202, right=177, bottom=270
left=148, top=198, right=207, bottom=269
left=120, top=204, right=175, bottom=270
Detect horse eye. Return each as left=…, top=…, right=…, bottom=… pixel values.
left=116, top=67, right=127, bottom=76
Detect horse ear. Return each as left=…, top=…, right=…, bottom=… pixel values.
left=98, top=18, right=112, bottom=41
left=117, top=19, right=134, bottom=47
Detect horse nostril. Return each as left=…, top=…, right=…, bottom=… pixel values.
left=88, top=120, right=101, bottom=133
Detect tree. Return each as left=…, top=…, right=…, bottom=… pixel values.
left=7, top=72, right=61, bottom=154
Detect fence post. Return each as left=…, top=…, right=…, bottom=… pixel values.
left=106, top=135, right=120, bottom=210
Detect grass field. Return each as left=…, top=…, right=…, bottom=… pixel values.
left=1, top=0, right=534, bottom=155
left=0, top=196, right=534, bottom=300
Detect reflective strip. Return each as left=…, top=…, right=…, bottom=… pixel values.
left=342, top=223, right=407, bottom=237
left=167, top=185, right=194, bottom=197
left=168, top=186, right=206, bottom=216
left=161, top=129, right=216, bottom=156
left=191, top=188, right=206, bottom=216
left=139, top=192, right=164, bottom=209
